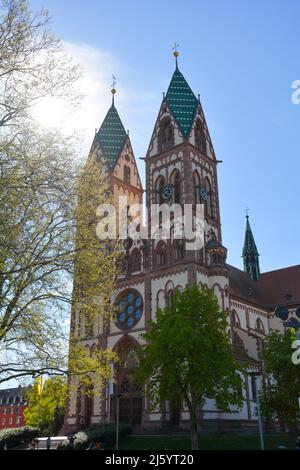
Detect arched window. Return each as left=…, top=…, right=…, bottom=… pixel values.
left=158, top=117, right=174, bottom=153
left=209, top=252, right=218, bottom=265
left=231, top=310, right=241, bottom=328
left=173, top=239, right=184, bottom=262
left=129, top=248, right=141, bottom=273
left=124, top=349, right=138, bottom=369
left=170, top=170, right=181, bottom=204
left=255, top=318, right=265, bottom=335
left=232, top=331, right=244, bottom=348
left=156, top=241, right=167, bottom=266
left=155, top=175, right=165, bottom=205
left=204, top=177, right=213, bottom=218
left=193, top=170, right=201, bottom=204
left=124, top=165, right=131, bottom=185
left=166, top=290, right=174, bottom=308
left=195, top=119, right=207, bottom=155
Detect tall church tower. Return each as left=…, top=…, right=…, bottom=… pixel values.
left=145, top=51, right=228, bottom=300
left=63, top=88, right=143, bottom=433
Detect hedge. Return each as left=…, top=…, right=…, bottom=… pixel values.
left=0, top=426, right=39, bottom=450
left=57, top=423, right=132, bottom=450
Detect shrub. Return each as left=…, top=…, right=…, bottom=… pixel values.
left=0, top=426, right=39, bottom=450
left=56, top=440, right=71, bottom=450
left=73, top=431, right=89, bottom=450
left=72, top=423, right=132, bottom=450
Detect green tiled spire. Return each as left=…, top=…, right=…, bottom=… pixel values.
left=166, top=67, right=198, bottom=137
left=96, top=103, right=128, bottom=171
left=243, top=216, right=260, bottom=282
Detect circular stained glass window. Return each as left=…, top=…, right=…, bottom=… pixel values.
left=116, top=289, right=144, bottom=331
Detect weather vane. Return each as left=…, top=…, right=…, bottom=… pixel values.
left=111, top=75, right=117, bottom=94
left=244, top=207, right=250, bottom=218
left=172, top=43, right=180, bottom=64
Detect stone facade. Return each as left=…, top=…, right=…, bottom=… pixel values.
left=63, top=61, right=300, bottom=434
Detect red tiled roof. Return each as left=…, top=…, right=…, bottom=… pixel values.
left=228, top=264, right=300, bottom=310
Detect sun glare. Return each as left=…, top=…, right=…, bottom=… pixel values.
left=32, top=97, right=70, bottom=129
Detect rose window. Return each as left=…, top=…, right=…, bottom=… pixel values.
left=116, top=290, right=143, bottom=330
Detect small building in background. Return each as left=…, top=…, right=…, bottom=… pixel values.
left=0, top=387, right=28, bottom=430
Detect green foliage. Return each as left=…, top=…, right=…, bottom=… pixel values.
left=0, top=0, right=120, bottom=388
left=0, top=425, right=38, bottom=450
left=259, top=330, right=300, bottom=428
left=136, top=285, right=244, bottom=449
left=57, top=423, right=132, bottom=450
left=137, top=285, right=244, bottom=409
left=0, top=0, right=81, bottom=385
left=24, top=377, right=67, bottom=435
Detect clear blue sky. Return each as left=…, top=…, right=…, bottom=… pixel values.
left=30, top=0, right=300, bottom=273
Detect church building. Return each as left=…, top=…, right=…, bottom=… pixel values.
left=64, top=52, right=300, bottom=433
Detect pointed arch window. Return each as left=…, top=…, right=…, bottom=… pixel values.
left=255, top=318, right=265, bottom=335
left=155, top=175, right=165, bottom=205
left=231, top=310, right=241, bottom=328
left=171, top=170, right=181, bottom=204
left=158, top=117, right=174, bottom=153
left=129, top=248, right=141, bottom=273
left=156, top=241, right=167, bottom=266
left=232, top=331, right=244, bottom=348
left=204, top=177, right=214, bottom=219
left=124, top=349, right=138, bottom=369
left=166, top=290, right=175, bottom=308
left=173, top=239, right=184, bottom=262
left=193, top=170, right=201, bottom=204
left=124, top=165, right=131, bottom=185
left=195, top=119, right=207, bottom=155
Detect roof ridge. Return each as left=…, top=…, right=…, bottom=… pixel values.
left=260, top=264, right=300, bottom=276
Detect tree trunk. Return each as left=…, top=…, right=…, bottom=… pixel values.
left=189, top=405, right=199, bottom=450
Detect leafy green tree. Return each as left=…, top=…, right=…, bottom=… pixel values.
left=259, top=330, right=300, bottom=430
left=0, top=0, right=80, bottom=384
left=0, top=0, right=120, bottom=389
left=24, top=377, right=67, bottom=435
left=136, top=285, right=244, bottom=450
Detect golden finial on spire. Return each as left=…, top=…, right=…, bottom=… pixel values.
left=173, top=42, right=180, bottom=58
left=172, top=43, right=180, bottom=65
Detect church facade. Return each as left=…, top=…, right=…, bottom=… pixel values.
left=64, top=55, right=300, bottom=433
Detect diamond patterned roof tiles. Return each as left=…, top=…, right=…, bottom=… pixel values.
left=97, top=104, right=128, bottom=171
left=165, top=67, right=198, bottom=137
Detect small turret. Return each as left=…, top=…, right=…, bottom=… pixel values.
left=243, top=215, right=260, bottom=282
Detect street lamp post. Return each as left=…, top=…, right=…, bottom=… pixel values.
left=115, top=393, right=122, bottom=451
left=255, top=375, right=264, bottom=451
left=251, top=372, right=265, bottom=450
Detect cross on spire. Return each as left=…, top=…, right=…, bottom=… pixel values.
left=244, top=207, right=250, bottom=219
